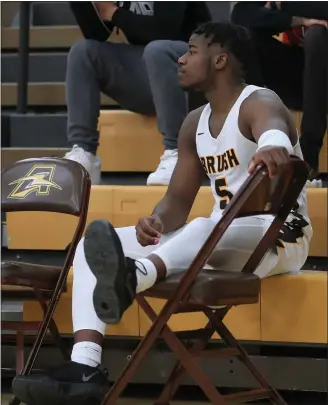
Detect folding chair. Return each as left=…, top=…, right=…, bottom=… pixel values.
left=1, top=157, right=91, bottom=405
left=101, top=156, right=310, bottom=405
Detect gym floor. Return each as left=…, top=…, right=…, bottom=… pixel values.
left=1, top=384, right=326, bottom=405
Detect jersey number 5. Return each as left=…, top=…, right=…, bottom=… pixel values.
left=215, top=177, right=234, bottom=210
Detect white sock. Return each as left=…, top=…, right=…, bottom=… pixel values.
left=71, top=341, right=102, bottom=367
left=135, top=258, right=158, bottom=293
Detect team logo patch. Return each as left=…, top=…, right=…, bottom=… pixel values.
left=7, top=164, right=62, bottom=199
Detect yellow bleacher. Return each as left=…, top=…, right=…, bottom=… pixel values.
left=6, top=187, right=328, bottom=257
left=22, top=270, right=327, bottom=344
left=98, top=110, right=328, bottom=173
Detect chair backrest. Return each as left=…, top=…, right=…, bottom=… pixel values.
left=1, top=157, right=91, bottom=216
left=175, top=156, right=310, bottom=305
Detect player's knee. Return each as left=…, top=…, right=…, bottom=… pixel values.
left=304, top=25, right=327, bottom=54
left=68, top=39, right=99, bottom=65
left=143, top=40, right=174, bottom=64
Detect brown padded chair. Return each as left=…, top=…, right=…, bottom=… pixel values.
left=1, top=158, right=91, bottom=404
left=101, top=156, right=310, bottom=405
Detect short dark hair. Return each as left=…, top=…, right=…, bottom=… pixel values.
left=193, top=21, right=254, bottom=76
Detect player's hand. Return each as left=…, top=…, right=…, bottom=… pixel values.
left=248, top=146, right=290, bottom=179
left=301, top=18, right=328, bottom=28
left=136, top=215, right=164, bottom=247
left=93, top=2, right=118, bottom=21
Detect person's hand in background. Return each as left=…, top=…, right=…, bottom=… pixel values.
left=297, top=17, right=328, bottom=28
left=93, top=2, right=118, bottom=21
left=265, top=2, right=328, bottom=28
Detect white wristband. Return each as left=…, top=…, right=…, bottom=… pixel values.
left=257, top=129, right=294, bottom=155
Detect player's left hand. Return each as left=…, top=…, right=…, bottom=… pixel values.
left=248, top=146, right=290, bottom=179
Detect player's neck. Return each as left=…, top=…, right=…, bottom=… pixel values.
left=206, top=77, right=246, bottom=114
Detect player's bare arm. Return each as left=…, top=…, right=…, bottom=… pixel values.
left=135, top=107, right=205, bottom=247
left=239, top=89, right=298, bottom=179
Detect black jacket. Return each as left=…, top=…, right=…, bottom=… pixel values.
left=71, top=2, right=211, bottom=46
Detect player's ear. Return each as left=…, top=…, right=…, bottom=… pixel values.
left=214, top=53, right=228, bottom=70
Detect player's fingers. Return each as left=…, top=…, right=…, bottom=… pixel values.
left=248, top=155, right=264, bottom=174
left=249, top=154, right=278, bottom=178
left=270, top=149, right=290, bottom=176
left=136, top=230, right=157, bottom=246
left=136, top=224, right=158, bottom=246
left=263, top=154, right=278, bottom=178
left=139, top=218, right=161, bottom=238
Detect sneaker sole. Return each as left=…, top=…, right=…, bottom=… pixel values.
left=84, top=220, right=128, bottom=324
left=12, top=375, right=108, bottom=405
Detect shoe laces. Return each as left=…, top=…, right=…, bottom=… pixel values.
left=65, top=145, right=89, bottom=162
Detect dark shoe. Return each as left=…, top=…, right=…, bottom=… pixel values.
left=84, top=220, right=137, bottom=324
left=12, top=361, right=109, bottom=405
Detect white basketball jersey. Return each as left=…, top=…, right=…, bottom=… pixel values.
left=195, top=85, right=312, bottom=239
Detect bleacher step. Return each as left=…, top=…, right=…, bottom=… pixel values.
left=1, top=83, right=117, bottom=107
left=5, top=187, right=327, bottom=258
left=1, top=26, right=82, bottom=50
left=8, top=113, right=68, bottom=147
left=2, top=53, right=67, bottom=82
left=32, top=1, right=76, bottom=26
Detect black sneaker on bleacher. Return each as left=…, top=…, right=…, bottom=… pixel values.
left=12, top=361, right=110, bottom=405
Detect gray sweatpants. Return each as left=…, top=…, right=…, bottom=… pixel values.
left=66, top=39, right=189, bottom=153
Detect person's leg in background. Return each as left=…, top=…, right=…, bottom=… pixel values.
left=250, top=34, right=304, bottom=110
left=143, top=40, right=189, bottom=185
left=251, top=31, right=328, bottom=186
left=64, top=38, right=189, bottom=186
left=64, top=40, right=155, bottom=184
left=300, top=25, right=328, bottom=181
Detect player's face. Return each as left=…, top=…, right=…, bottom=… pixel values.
left=178, top=34, right=215, bottom=92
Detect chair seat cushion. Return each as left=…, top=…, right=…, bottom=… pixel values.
left=143, top=270, right=260, bottom=306
left=1, top=261, right=63, bottom=291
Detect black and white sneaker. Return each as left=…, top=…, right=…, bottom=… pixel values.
left=12, top=361, right=109, bottom=405
left=84, top=220, right=138, bottom=324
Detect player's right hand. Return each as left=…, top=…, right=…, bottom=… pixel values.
left=136, top=215, right=164, bottom=247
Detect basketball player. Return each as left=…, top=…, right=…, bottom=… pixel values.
left=12, top=22, right=312, bottom=405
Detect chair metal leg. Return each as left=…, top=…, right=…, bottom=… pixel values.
left=37, top=296, right=70, bottom=361
left=101, top=298, right=226, bottom=405
left=140, top=297, right=227, bottom=405
left=16, top=331, right=25, bottom=375
left=209, top=312, right=288, bottom=405
left=155, top=321, right=215, bottom=405
left=8, top=309, right=61, bottom=405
